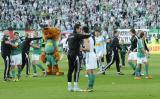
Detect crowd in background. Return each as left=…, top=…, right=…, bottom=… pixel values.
left=0, top=0, right=160, bottom=31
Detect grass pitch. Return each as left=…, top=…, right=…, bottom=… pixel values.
left=0, top=54, right=160, bottom=99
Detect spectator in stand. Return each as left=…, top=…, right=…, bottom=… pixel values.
left=0, top=0, right=159, bottom=31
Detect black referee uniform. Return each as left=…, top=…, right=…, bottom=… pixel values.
left=1, top=35, right=11, bottom=81
left=67, top=31, right=90, bottom=83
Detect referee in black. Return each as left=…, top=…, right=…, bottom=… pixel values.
left=67, top=24, right=90, bottom=91
left=20, top=32, right=42, bottom=76
left=1, top=30, right=12, bottom=81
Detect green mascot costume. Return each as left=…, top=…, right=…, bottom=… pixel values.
left=40, top=27, right=64, bottom=76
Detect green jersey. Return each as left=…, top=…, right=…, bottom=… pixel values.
left=11, top=39, right=22, bottom=55
left=32, top=40, right=42, bottom=55
left=45, top=39, right=57, bottom=54
left=137, top=38, right=145, bottom=58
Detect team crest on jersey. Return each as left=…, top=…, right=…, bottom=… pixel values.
left=47, top=42, right=53, bottom=46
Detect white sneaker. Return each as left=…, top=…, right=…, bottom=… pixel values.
left=73, top=86, right=83, bottom=92
left=97, top=70, right=105, bottom=74
left=43, top=70, right=47, bottom=77
left=33, top=73, right=38, bottom=77
left=85, top=75, right=88, bottom=78
left=140, top=73, right=144, bottom=76
left=67, top=85, right=73, bottom=92
left=12, top=78, right=19, bottom=82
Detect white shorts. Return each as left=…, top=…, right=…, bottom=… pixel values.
left=11, top=54, right=22, bottom=66
left=32, top=54, right=40, bottom=61
left=86, top=52, right=97, bottom=70
left=137, top=57, right=147, bottom=64
left=96, top=51, right=104, bottom=59
left=128, top=52, right=137, bottom=61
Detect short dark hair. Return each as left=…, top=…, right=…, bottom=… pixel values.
left=82, top=26, right=89, bottom=33
left=74, top=23, right=81, bottom=33
left=94, top=26, right=101, bottom=32
left=139, top=31, right=144, bottom=38
left=130, top=28, right=136, bottom=34
left=113, top=30, right=118, bottom=35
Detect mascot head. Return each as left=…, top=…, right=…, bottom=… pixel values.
left=42, top=27, right=60, bottom=41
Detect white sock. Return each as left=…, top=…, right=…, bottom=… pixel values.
left=74, top=82, right=78, bottom=87
left=33, top=73, right=37, bottom=75
left=68, top=82, right=72, bottom=86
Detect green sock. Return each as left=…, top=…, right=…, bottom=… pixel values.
left=11, top=70, right=16, bottom=78
left=128, top=62, right=136, bottom=70
left=88, top=74, right=93, bottom=89
left=37, top=64, right=45, bottom=71
left=145, top=65, right=149, bottom=76
left=18, top=67, right=21, bottom=76
left=32, top=65, right=37, bottom=73
left=135, top=67, right=140, bottom=77
left=91, top=74, right=95, bottom=89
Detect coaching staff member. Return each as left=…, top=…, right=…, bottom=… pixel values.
left=20, top=32, right=42, bottom=76
left=1, top=30, right=12, bottom=81
left=101, top=30, right=124, bottom=75
left=67, top=24, right=90, bottom=91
